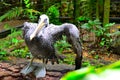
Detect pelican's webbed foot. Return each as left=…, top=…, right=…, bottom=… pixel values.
left=21, top=57, right=46, bottom=78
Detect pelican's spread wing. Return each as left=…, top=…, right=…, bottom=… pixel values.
left=43, top=23, right=80, bottom=41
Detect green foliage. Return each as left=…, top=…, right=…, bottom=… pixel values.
left=62, top=53, right=75, bottom=65
left=54, top=36, right=71, bottom=53
left=24, top=0, right=31, bottom=8
left=0, top=2, right=62, bottom=23
left=23, top=0, right=40, bottom=21
left=0, top=7, right=23, bottom=21
left=46, top=5, right=61, bottom=24
left=79, top=0, right=96, bottom=19
left=0, top=29, right=30, bottom=60
left=82, top=60, right=91, bottom=67
left=4, top=23, right=12, bottom=30
left=81, top=19, right=115, bottom=47
left=61, top=61, right=120, bottom=80
left=23, top=8, right=40, bottom=21
left=0, top=0, right=40, bottom=22
left=81, top=19, right=102, bottom=33
left=11, top=48, right=30, bottom=58
left=77, top=16, right=89, bottom=22
left=54, top=36, right=74, bottom=65
left=0, top=50, right=8, bottom=60
left=112, top=31, right=120, bottom=37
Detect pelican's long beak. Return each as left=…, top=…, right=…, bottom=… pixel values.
left=30, top=21, right=45, bottom=40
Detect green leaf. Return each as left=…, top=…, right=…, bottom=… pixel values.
left=46, top=5, right=60, bottom=24
left=88, top=20, right=94, bottom=25
left=61, top=67, right=95, bottom=80
left=61, top=61, right=120, bottom=80
left=26, top=3, right=30, bottom=8
left=81, top=23, right=90, bottom=30
left=0, top=7, right=23, bottom=21
left=105, top=23, right=115, bottom=28
left=100, top=41, right=105, bottom=46
left=12, top=38, right=18, bottom=44
left=0, top=51, right=7, bottom=55
left=94, top=19, right=101, bottom=25
left=111, top=31, right=120, bottom=36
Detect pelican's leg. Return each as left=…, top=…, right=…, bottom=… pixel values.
left=42, top=57, right=49, bottom=64
left=50, top=50, right=58, bottom=64
left=45, top=58, right=49, bottom=64
left=48, top=48, right=65, bottom=64
left=50, top=54, right=59, bottom=64
left=27, top=56, right=35, bottom=69
left=49, top=49, right=66, bottom=64
left=42, top=58, right=45, bottom=63
left=20, top=56, right=36, bottom=75
left=54, top=50, right=66, bottom=64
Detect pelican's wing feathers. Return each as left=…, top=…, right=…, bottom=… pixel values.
left=43, top=23, right=80, bottom=41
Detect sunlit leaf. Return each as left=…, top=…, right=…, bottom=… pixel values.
left=61, top=61, right=120, bottom=80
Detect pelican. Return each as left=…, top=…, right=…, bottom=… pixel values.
left=22, top=14, right=82, bottom=73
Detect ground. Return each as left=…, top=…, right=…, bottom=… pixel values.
left=0, top=20, right=120, bottom=80
left=0, top=59, right=74, bottom=80
left=0, top=50, right=119, bottom=80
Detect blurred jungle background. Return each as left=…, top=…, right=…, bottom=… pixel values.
left=0, top=0, right=120, bottom=80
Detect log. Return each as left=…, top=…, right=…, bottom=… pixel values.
left=0, top=25, right=23, bottom=39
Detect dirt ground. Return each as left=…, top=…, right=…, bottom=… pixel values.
left=0, top=19, right=26, bottom=31
left=0, top=50, right=119, bottom=80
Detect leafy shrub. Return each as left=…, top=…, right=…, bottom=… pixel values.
left=54, top=35, right=71, bottom=53
left=0, top=7, right=23, bottom=21
left=81, top=19, right=114, bottom=47
left=0, top=0, right=40, bottom=22
left=23, top=0, right=40, bottom=21
left=46, top=5, right=61, bottom=24
left=0, top=29, right=30, bottom=60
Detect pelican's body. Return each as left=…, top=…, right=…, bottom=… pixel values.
left=22, top=14, right=82, bottom=70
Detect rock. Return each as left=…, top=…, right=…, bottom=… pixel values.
left=42, top=75, right=60, bottom=80
left=108, top=34, right=120, bottom=55
left=0, top=63, right=10, bottom=68
left=2, top=76, right=15, bottom=80
left=12, top=65, right=20, bottom=69
left=47, top=72, right=62, bottom=77
left=0, top=61, right=74, bottom=80
left=0, top=71, right=12, bottom=77
left=8, top=66, right=19, bottom=73
left=11, top=73, right=21, bottom=77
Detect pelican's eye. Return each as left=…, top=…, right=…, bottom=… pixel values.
left=44, top=18, right=47, bottom=23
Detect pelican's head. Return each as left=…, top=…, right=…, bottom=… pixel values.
left=30, top=14, right=49, bottom=40
left=38, top=14, right=49, bottom=27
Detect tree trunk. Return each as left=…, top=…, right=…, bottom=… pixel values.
left=96, top=0, right=99, bottom=20
left=103, top=0, right=110, bottom=27
left=73, top=0, right=80, bottom=24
